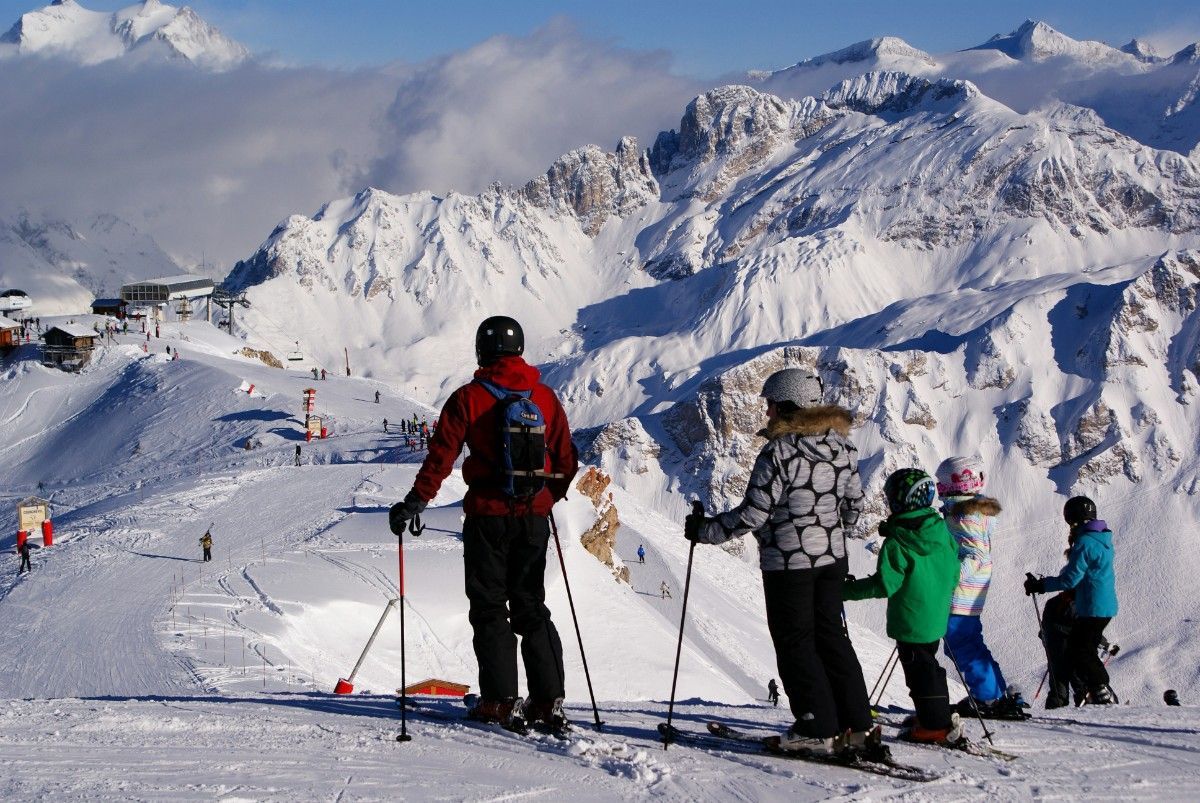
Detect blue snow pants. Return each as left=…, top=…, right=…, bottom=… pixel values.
left=943, top=614, right=1007, bottom=703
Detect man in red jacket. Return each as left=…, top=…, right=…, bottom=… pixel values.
left=390, top=316, right=578, bottom=731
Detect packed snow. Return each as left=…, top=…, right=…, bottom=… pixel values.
left=2, top=319, right=1200, bottom=799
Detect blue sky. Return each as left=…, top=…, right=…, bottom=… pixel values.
left=4, top=0, right=1200, bottom=74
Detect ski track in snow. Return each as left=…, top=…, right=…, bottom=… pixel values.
left=2, top=319, right=1200, bottom=799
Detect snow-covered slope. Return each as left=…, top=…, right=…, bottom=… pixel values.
left=2, top=327, right=1200, bottom=798
left=0, top=211, right=185, bottom=315
left=0, top=0, right=248, bottom=68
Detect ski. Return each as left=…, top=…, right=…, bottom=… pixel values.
left=658, top=722, right=939, bottom=782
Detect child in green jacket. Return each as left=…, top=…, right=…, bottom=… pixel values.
left=844, top=468, right=964, bottom=744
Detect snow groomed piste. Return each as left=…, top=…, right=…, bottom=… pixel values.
left=1, top=315, right=1199, bottom=799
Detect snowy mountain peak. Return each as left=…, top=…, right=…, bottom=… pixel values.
left=822, top=71, right=978, bottom=116
left=1120, top=38, right=1164, bottom=63
left=800, top=36, right=936, bottom=68
left=522, top=136, right=658, bottom=235
left=1172, top=43, right=1200, bottom=66
left=971, top=19, right=1132, bottom=66
left=0, top=0, right=248, bottom=67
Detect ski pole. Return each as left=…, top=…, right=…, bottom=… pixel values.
left=872, top=650, right=900, bottom=712
left=396, top=517, right=417, bottom=743
left=945, top=643, right=994, bottom=745
left=869, top=646, right=899, bottom=708
left=1034, top=668, right=1050, bottom=701
left=662, top=501, right=702, bottom=749
left=1031, top=592, right=1049, bottom=701
left=549, top=511, right=604, bottom=731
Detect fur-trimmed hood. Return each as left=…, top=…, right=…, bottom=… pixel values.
left=764, top=406, right=853, bottom=439
left=946, top=496, right=1002, bottom=517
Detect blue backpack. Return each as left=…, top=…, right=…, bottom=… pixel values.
left=476, top=379, right=550, bottom=499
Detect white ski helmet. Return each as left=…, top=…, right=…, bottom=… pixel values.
left=760, top=368, right=822, bottom=407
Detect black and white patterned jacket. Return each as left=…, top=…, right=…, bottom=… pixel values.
left=697, top=406, right=864, bottom=571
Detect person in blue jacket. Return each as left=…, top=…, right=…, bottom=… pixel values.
left=1024, top=496, right=1118, bottom=704
left=637, top=544, right=645, bottom=564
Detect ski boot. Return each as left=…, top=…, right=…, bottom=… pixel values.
left=900, top=712, right=965, bottom=747
left=766, top=727, right=835, bottom=756
left=523, top=697, right=571, bottom=734
left=836, top=725, right=892, bottom=763
left=467, top=696, right=527, bottom=733
left=1085, top=685, right=1117, bottom=705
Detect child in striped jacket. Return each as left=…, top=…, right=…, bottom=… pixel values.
left=936, top=457, right=1027, bottom=719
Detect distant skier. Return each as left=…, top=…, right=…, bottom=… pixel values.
left=383, top=419, right=389, bottom=433
left=321, top=368, right=327, bottom=381
left=767, top=678, right=780, bottom=706
left=637, top=544, right=645, bottom=564
left=935, top=456, right=1027, bottom=719
left=375, top=390, right=381, bottom=404
left=660, top=581, right=672, bottom=599
left=200, top=530, right=213, bottom=562
left=294, top=444, right=302, bottom=467
left=18, top=540, right=32, bottom=574
left=311, top=367, right=319, bottom=380
left=844, top=468, right=964, bottom=746
left=1024, top=496, right=1118, bottom=706
left=688, top=368, right=875, bottom=756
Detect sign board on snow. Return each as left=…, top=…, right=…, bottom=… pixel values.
left=17, top=497, right=50, bottom=530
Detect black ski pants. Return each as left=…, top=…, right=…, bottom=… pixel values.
left=1067, top=616, right=1112, bottom=694
left=897, top=640, right=952, bottom=730
left=19, top=553, right=31, bottom=573
left=463, top=515, right=564, bottom=704
left=762, top=559, right=873, bottom=738
left=1041, top=592, right=1083, bottom=707
left=203, top=547, right=211, bottom=562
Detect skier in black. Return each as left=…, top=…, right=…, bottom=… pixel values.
left=389, top=316, right=578, bottom=733
left=294, top=444, right=302, bottom=466
left=18, top=540, right=32, bottom=574
left=375, top=390, right=381, bottom=404
left=768, top=678, right=780, bottom=706
left=383, top=419, right=389, bottom=433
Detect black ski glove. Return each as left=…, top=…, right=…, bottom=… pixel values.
left=390, top=491, right=427, bottom=536
left=684, top=500, right=705, bottom=543
left=1023, top=572, right=1045, bottom=596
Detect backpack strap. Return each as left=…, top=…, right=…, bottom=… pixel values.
left=475, top=378, right=530, bottom=401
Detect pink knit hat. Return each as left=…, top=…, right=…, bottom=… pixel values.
left=936, top=456, right=985, bottom=497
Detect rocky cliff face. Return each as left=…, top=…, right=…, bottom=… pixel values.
left=575, top=467, right=629, bottom=584
left=522, top=137, right=658, bottom=236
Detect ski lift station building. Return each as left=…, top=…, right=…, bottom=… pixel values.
left=119, top=276, right=215, bottom=320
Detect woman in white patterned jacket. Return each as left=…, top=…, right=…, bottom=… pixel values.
left=686, top=367, right=875, bottom=757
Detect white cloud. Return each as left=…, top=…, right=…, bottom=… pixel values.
left=364, top=19, right=703, bottom=196
left=0, top=22, right=704, bottom=271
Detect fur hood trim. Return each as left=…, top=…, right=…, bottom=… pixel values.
left=949, top=496, right=1002, bottom=517
left=766, top=406, right=853, bottom=438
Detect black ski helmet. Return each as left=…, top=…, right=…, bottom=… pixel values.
left=884, top=468, right=937, bottom=514
left=475, top=316, right=524, bottom=364
left=1063, top=496, right=1097, bottom=527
